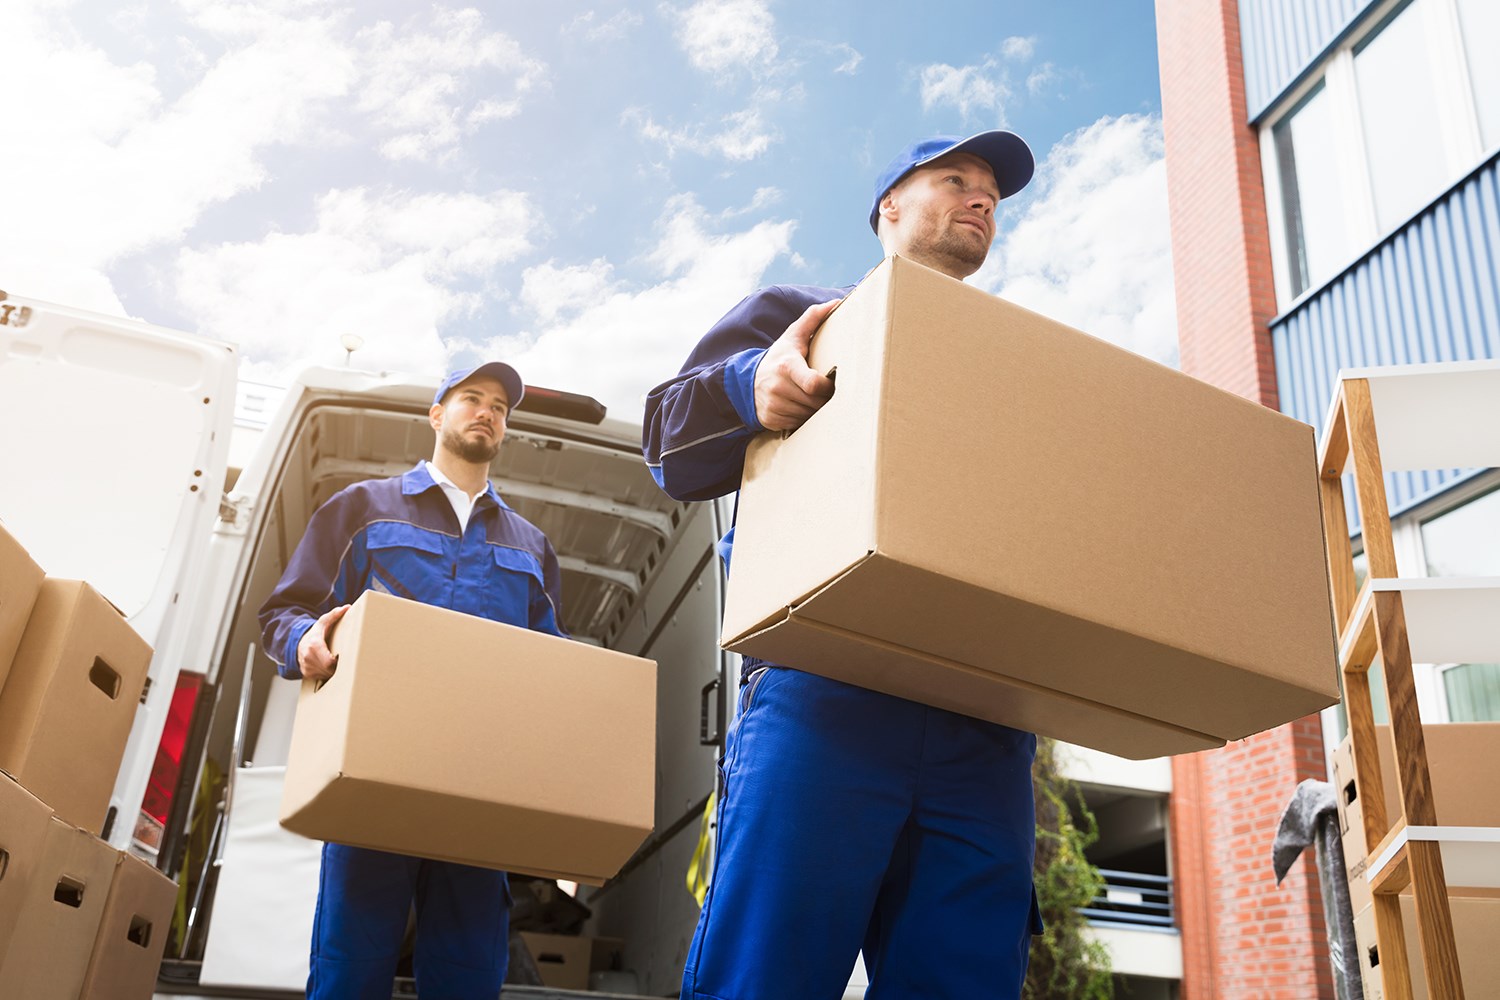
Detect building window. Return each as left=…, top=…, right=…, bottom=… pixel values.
left=1420, top=486, right=1500, bottom=722
left=1353, top=0, right=1449, bottom=231
left=1272, top=83, right=1350, bottom=297
left=1455, top=0, right=1500, bottom=148
left=1262, top=0, right=1498, bottom=307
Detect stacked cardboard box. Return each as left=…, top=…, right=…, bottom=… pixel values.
left=1333, top=724, right=1500, bottom=997
left=723, top=254, right=1340, bottom=760
left=280, top=590, right=657, bottom=885
left=0, top=521, right=171, bottom=998
left=0, top=816, right=117, bottom=998
left=0, top=578, right=153, bottom=834
left=0, top=521, right=44, bottom=686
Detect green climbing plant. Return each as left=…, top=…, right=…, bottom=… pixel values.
left=1024, top=736, right=1114, bottom=1000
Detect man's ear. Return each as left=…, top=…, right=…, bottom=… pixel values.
left=879, top=189, right=900, bottom=225
left=428, top=402, right=444, bottom=433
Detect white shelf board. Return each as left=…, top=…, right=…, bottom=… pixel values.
left=1324, top=360, right=1500, bottom=473
left=1341, top=578, right=1500, bottom=666
left=1369, top=825, right=1500, bottom=891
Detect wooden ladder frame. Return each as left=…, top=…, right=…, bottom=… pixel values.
left=1319, top=377, right=1466, bottom=1000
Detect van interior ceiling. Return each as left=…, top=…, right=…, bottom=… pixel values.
left=164, top=399, right=710, bottom=947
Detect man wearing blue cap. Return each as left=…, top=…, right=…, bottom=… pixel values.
left=644, top=132, right=1042, bottom=1000
left=260, top=361, right=564, bottom=999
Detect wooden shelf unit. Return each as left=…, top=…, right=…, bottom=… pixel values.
left=1318, top=361, right=1500, bottom=1000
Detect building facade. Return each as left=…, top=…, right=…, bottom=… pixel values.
left=1156, top=0, right=1500, bottom=995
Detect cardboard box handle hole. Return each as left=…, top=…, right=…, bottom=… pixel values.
left=0, top=849, right=8, bottom=882
left=90, top=657, right=121, bottom=700
left=538, top=953, right=566, bottom=965
left=1344, top=779, right=1357, bottom=805
left=127, top=915, right=152, bottom=948
left=54, top=876, right=85, bottom=908
left=1368, top=944, right=1379, bottom=968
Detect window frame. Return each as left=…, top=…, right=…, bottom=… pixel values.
left=1259, top=0, right=1489, bottom=313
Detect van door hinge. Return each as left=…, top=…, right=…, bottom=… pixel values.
left=219, top=492, right=251, bottom=525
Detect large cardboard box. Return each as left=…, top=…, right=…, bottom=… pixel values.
left=0, top=519, right=45, bottom=689
left=1334, top=723, right=1500, bottom=913
left=280, top=591, right=656, bottom=884
left=1353, top=896, right=1500, bottom=1000
left=722, top=254, right=1339, bottom=759
left=79, top=849, right=178, bottom=999
left=0, top=771, right=54, bottom=962
left=0, top=817, right=117, bottom=999
left=0, top=579, right=153, bottom=833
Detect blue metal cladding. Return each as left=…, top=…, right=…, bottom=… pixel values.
left=1239, top=0, right=1379, bottom=121
left=1273, top=153, right=1500, bottom=529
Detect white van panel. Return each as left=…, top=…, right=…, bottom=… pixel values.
left=0, top=294, right=237, bottom=850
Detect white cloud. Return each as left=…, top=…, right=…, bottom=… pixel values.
left=356, top=7, right=544, bottom=163
left=1026, top=62, right=1058, bottom=96
left=565, top=9, right=643, bottom=42
left=671, top=0, right=778, bottom=77
left=0, top=0, right=355, bottom=313
left=175, top=187, right=538, bottom=379
left=497, top=195, right=796, bottom=419
left=626, top=106, right=780, bottom=161
left=824, top=41, right=863, bottom=74
left=975, top=114, right=1178, bottom=366
left=520, top=259, right=620, bottom=324
left=1000, top=35, right=1036, bottom=61
left=919, top=59, right=1011, bottom=123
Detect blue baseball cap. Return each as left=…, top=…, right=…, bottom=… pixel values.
left=868, top=131, right=1035, bottom=233
left=433, top=361, right=525, bottom=409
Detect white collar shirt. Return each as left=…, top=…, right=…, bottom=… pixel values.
left=424, top=460, right=487, bottom=532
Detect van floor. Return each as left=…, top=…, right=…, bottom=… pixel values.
left=155, top=960, right=658, bottom=999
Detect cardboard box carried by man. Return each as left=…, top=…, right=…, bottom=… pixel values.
left=723, top=254, right=1341, bottom=759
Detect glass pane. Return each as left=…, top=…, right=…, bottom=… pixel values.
left=1421, top=487, right=1500, bottom=576
left=1355, top=0, right=1450, bottom=230
left=1444, top=663, right=1500, bottom=722
left=1456, top=0, right=1500, bottom=149
left=1273, top=82, right=1349, bottom=296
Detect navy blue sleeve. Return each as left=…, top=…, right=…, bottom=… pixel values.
left=529, top=536, right=568, bottom=639
left=258, top=488, right=366, bottom=679
left=643, top=285, right=837, bottom=501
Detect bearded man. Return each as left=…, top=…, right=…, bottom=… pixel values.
left=260, top=361, right=564, bottom=999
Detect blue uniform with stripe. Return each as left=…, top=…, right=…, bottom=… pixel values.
left=259, top=462, right=565, bottom=999
left=645, top=281, right=1041, bottom=1000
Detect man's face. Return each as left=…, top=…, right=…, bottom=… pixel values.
left=432, top=375, right=510, bottom=464
left=879, top=152, right=1001, bottom=278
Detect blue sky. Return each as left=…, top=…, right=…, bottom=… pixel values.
left=4, top=0, right=1174, bottom=419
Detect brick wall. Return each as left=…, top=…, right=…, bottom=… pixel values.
left=1156, top=0, right=1334, bottom=997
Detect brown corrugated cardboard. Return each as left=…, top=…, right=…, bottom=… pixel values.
left=0, top=772, right=54, bottom=963
left=1334, top=723, right=1500, bottom=914
left=280, top=591, right=656, bottom=884
left=519, top=933, right=626, bottom=992
left=1353, top=896, right=1500, bottom=1000
left=0, top=520, right=45, bottom=690
left=0, top=817, right=117, bottom=999
left=521, top=931, right=592, bottom=990
left=79, top=849, right=178, bottom=1000
left=722, top=254, right=1339, bottom=759
left=0, top=579, right=153, bottom=834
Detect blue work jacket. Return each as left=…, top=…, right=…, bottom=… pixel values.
left=259, top=462, right=566, bottom=680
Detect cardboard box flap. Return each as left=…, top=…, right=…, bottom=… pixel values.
left=788, top=554, right=1338, bottom=741
left=725, top=609, right=1223, bottom=759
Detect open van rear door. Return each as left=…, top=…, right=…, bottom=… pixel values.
left=0, top=291, right=237, bottom=848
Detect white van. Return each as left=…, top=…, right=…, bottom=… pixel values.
left=0, top=292, right=738, bottom=997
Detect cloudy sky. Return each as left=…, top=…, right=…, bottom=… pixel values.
left=4, top=0, right=1174, bottom=420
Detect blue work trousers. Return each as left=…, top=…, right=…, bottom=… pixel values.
left=683, top=667, right=1039, bottom=1000
left=307, top=843, right=511, bottom=999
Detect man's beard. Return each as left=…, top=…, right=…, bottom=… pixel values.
left=923, top=222, right=990, bottom=275
left=442, top=424, right=502, bottom=464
